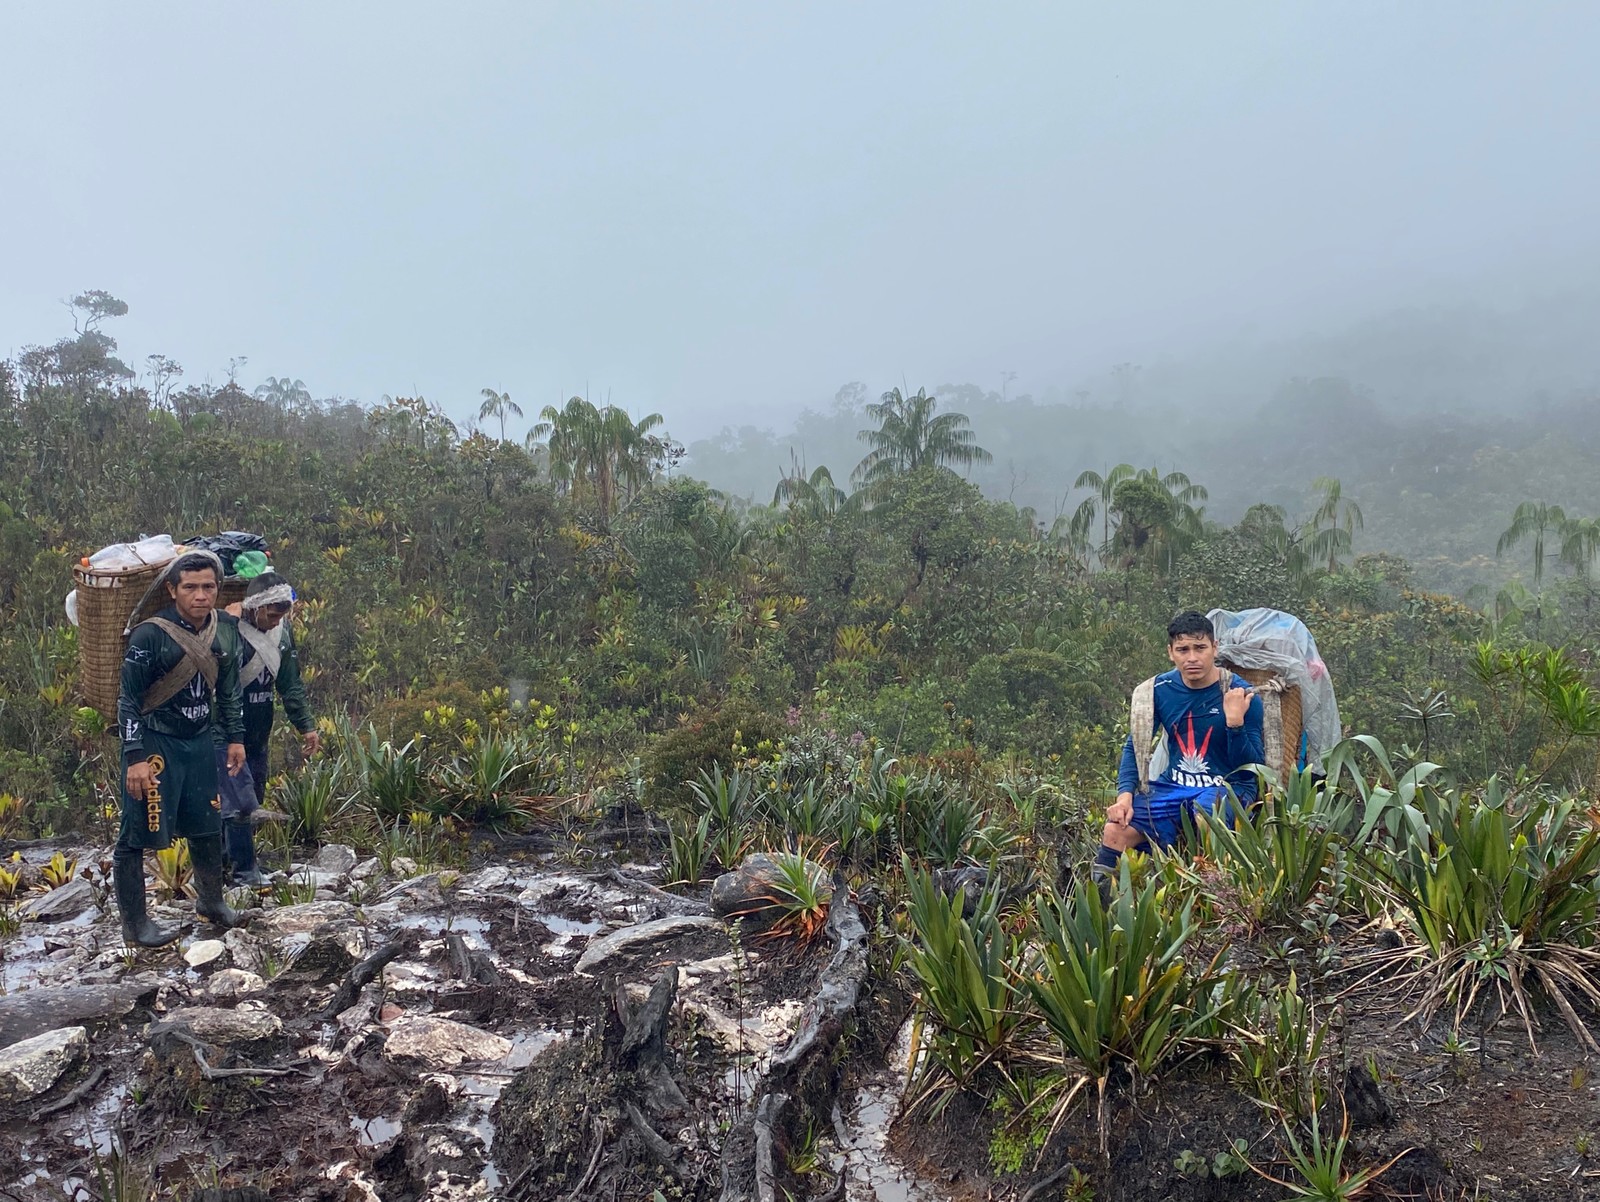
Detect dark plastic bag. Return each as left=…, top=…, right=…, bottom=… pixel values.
left=182, top=531, right=269, bottom=577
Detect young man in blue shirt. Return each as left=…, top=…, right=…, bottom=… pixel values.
left=1091, top=611, right=1265, bottom=894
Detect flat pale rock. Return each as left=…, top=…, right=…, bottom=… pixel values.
left=184, top=939, right=228, bottom=969
left=0, top=1026, right=88, bottom=1100
left=574, top=915, right=720, bottom=974
left=250, top=900, right=360, bottom=938
left=149, top=1004, right=282, bottom=1047
left=19, top=877, right=96, bottom=923
left=0, top=975, right=158, bottom=1049
left=285, top=868, right=347, bottom=891
left=204, top=969, right=266, bottom=1002
left=383, top=1015, right=511, bottom=1069
left=311, top=844, right=358, bottom=875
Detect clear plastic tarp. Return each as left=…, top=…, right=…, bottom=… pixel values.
left=1208, top=607, right=1341, bottom=769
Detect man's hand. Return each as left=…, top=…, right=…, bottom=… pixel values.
left=226, top=743, right=246, bottom=776
left=1223, top=685, right=1254, bottom=729
left=1107, top=792, right=1134, bottom=826
left=126, top=761, right=154, bottom=801
left=301, top=729, right=321, bottom=758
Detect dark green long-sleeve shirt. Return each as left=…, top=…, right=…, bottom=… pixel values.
left=216, top=612, right=315, bottom=752
left=118, top=605, right=245, bottom=765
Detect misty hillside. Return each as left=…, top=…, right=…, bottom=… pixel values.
left=686, top=301, right=1600, bottom=594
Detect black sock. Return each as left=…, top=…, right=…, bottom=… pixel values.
left=1091, top=844, right=1121, bottom=875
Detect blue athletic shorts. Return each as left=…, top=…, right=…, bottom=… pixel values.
left=1130, top=781, right=1248, bottom=850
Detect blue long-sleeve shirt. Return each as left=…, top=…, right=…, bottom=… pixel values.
left=1117, top=669, right=1265, bottom=803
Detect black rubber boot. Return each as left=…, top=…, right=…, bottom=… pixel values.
left=189, top=834, right=244, bottom=928
left=225, top=818, right=266, bottom=887
left=113, top=848, right=181, bottom=947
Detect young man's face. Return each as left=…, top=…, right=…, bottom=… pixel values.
left=167, top=569, right=218, bottom=626
left=250, top=603, right=291, bottom=633
left=1167, top=632, right=1218, bottom=687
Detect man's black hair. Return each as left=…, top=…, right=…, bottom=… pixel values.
left=168, top=552, right=221, bottom=582
left=1167, top=611, right=1214, bottom=644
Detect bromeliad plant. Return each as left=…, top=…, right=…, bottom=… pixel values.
left=1026, top=869, right=1235, bottom=1149
left=437, top=731, right=555, bottom=830
left=1188, top=769, right=1351, bottom=935
left=1376, top=775, right=1600, bottom=1049
left=903, top=859, right=1032, bottom=1114
left=351, top=726, right=424, bottom=821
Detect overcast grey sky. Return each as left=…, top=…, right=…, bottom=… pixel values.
left=4, top=2, right=1599, bottom=437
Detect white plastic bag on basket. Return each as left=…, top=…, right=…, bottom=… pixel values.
left=1207, top=607, right=1341, bottom=771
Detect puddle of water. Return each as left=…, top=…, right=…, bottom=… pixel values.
left=1, top=934, right=50, bottom=991
left=393, top=912, right=489, bottom=939
left=70, top=1084, right=127, bottom=1157
left=835, top=1021, right=945, bottom=1202
left=504, top=1028, right=562, bottom=1069
left=351, top=1114, right=403, bottom=1147
left=529, top=911, right=603, bottom=937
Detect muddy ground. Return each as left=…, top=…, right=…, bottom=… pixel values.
left=3, top=831, right=1599, bottom=1202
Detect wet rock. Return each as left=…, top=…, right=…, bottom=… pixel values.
left=351, top=857, right=381, bottom=881
left=250, top=900, right=360, bottom=937
left=251, top=901, right=366, bottom=981
left=385, top=962, right=441, bottom=998
left=515, top=872, right=629, bottom=915
left=285, top=867, right=347, bottom=891
left=149, top=1004, right=282, bottom=1048
left=383, top=1015, right=511, bottom=1069
left=462, top=865, right=512, bottom=894
left=205, top=969, right=266, bottom=1002
left=279, top=920, right=368, bottom=982
left=0, top=975, right=158, bottom=1048
left=223, top=927, right=269, bottom=975
left=337, top=983, right=384, bottom=1036
left=312, top=844, right=358, bottom=875
left=18, top=877, right=97, bottom=923
left=684, top=998, right=803, bottom=1064
left=184, top=939, right=228, bottom=970
left=0, top=1025, right=88, bottom=1101
left=574, top=915, right=721, bottom=974
left=934, top=864, right=990, bottom=917
left=711, top=853, right=832, bottom=932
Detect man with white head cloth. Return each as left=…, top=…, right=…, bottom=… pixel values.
left=213, top=570, right=319, bottom=885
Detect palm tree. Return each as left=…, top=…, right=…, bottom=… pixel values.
left=527, top=396, right=665, bottom=519
left=1497, top=501, right=1568, bottom=592
left=1560, top=514, right=1600, bottom=610
left=1306, top=476, right=1364, bottom=572
left=478, top=388, right=523, bottom=442
left=254, top=376, right=312, bottom=410
left=1070, top=465, right=1207, bottom=569
left=773, top=464, right=858, bottom=518
left=851, top=387, right=991, bottom=495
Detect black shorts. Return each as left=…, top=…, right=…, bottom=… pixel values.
left=118, top=730, right=222, bottom=850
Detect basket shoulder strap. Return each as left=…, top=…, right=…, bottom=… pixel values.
left=1130, top=676, right=1158, bottom=793
left=139, top=614, right=218, bottom=713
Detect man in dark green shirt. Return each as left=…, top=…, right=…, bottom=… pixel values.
left=115, top=551, right=248, bottom=946
left=213, top=570, right=319, bottom=885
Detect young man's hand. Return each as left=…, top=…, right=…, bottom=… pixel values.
left=1107, top=792, right=1134, bottom=825
left=1223, top=685, right=1254, bottom=728
left=226, top=743, right=247, bottom=776
left=301, top=729, right=321, bottom=757
left=126, top=761, right=154, bottom=801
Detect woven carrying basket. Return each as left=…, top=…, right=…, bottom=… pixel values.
left=75, top=562, right=249, bottom=721
left=1223, top=663, right=1305, bottom=782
